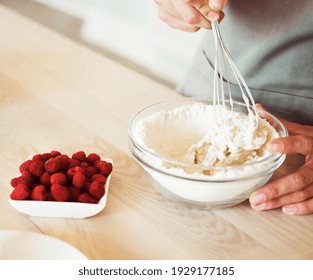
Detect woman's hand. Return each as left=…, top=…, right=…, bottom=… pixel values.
left=154, top=0, right=228, bottom=32
left=250, top=118, right=313, bottom=215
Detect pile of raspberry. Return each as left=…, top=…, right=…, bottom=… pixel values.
left=10, top=151, right=113, bottom=204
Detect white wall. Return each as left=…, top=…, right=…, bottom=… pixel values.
left=35, top=0, right=205, bottom=85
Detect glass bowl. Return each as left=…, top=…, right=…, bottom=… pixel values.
left=128, top=98, right=288, bottom=209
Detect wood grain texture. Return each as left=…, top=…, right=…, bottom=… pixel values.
left=0, top=5, right=312, bottom=260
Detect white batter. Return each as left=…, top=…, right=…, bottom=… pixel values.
left=134, top=102, right=278, bottom=177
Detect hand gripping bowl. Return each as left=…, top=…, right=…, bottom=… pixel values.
left=128, top=98, right=288, bottom=209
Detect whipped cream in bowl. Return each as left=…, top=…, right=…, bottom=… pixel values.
left=128, top=98, right=288, bottom=209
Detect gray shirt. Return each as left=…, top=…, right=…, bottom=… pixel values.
left=177, top=0, right=313, bottom=125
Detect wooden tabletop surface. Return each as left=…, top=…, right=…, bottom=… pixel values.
left=0, top=5, right=312, bottom=260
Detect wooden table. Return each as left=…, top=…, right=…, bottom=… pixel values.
left=0, top=5, right=312, bottom=260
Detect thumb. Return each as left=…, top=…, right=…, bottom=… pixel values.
left=209, top=0, right=228, bottom=11
left=268, top=135, right=313, bottom=155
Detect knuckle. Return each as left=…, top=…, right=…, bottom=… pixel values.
left=268, top=185, right=280, bottom=198
left=301, top=136, right=313, bottom=151
left=295, top=189, right=309, bottom=201
left=183, top=13, right=201, bottom=24
left=300, top=201, right=313, bottom=215
left=289, top=172, right=307, bottom=189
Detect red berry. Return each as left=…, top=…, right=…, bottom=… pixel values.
left=78, top=193, right=97, bottom=204
left=54, top=155, right=69, bottom=170
left=32, top=153, right=53, bottom=162
left=67, top=166, right=85, bottom=180
left=19, top=159, right=32, bottom=173
left=31, top=185, right=47, bottom=201
left=44, top=158, right=62, bottom=173
left=29, top=160, right=45, bottom=177
left=50, top=173, right=67, bottom=185
left=72, top=172, right=86, bottom=190
left=10, top=175, right=32, bottom=188
left=91, top=174, right=107, bottom=184
left=85, top=166, right=97, bottom=178
left=72, top=151, right=86, bottom=162
left=87, top=153, right=101, bottom=164
left=80, top=162, right=89, bottom=169
left=40, top=172, right=51, bottom=187
left=51, top=184, right=69, bottom=202
left=50, top=150, right=61, bottom=157
left=10, top=184, right=30, bottom=200
left=94, top=160, right=113, bottom=177
left=68, top=158, right=80, bottom=168
left=88, top=181, right=105, bottom=199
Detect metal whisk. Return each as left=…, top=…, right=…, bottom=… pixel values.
left=210, top=20, right=258, bottom=127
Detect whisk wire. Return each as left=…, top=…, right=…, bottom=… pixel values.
left=211, top=21, right=259, bottom=127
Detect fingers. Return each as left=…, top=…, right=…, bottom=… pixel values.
left=282, top=120, right=313, bottom=138
left=282, top=198, right=313, bottom=215
left=267, top=135, right=313, bottom=156
left=155, top=0, right=227, bottom=31
left=250, top=104, right=313, bottom=215
left=209, top=0, right=228, bottom=11
left=157, top=6, right=201, bottom=32
left=250, top=163, right=313, bottom=203
left=251, top=184, right=313, bottom=214
left=174, top=1, right=212, bottom=29
left=250, top=161, right=313, bottom=215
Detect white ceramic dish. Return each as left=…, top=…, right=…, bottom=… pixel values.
left=0, top=230, right=87, bottom=260
left=9, top=158, right=113, bottom=218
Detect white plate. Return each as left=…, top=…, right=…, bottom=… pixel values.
left=9, top=158, right=113, bottom=218
left=0, top=230, right=88, bottom=260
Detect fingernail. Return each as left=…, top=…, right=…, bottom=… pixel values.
left=251, top=203, right=266, bottom=211
left=208, top=11, right=219, bottom=22
left=211, top=0, right=223, bottom=10
left=250, top=193, right=266, bottom=205
left=282, top=205, right=297, bottom=215
left=267, top=141, right=284, bottom=153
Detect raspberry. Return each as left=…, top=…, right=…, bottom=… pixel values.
left=91, top=174, right=107, bottom=184
left=10, top=175, right=32, bottom=188
left=32, top=153, right=53, bottom=162
left=50, top=150, right=61, bottom=157
left=66, top=166, right=85, bottom=180
left=29, top=160, right=45, bottom=177
left=72, top=151, right=86, bottom=162
left=31, top=185, right=47, bottom=201
left=94, top=160, right=113, bottom=177
left=88, top=181, right=105, bottom=199
left=80, top=162, right=89, bottom=169
left=40, top=172, right=51, bottom=187
left=68, top=187, right=81, bottom=202
left=50, top=172, right=67, bottom=185
left=87, top=153, right=101, bottom=164
left=72, top=172, right=86, bottom=190
left=68, top=158, right=80, bottom=168
left=44, top=158, right=62, bottom=173
left=10, top=151, right=112, bottom=204
left=19, top=159, right=32, bottom=173
left=51, top=184, right=69, bottom=202
left=10, top=184, right=30, bottom=200
left=21, top=171, right=35, bottom=184
left=78, top=193, right=98, bottom=204
left=85, top=166, right=97, bottom=178
left=54, top=155, right=69, bottom=170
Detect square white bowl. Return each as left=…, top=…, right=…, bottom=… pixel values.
left=9, top=158, right=113, bottom=218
